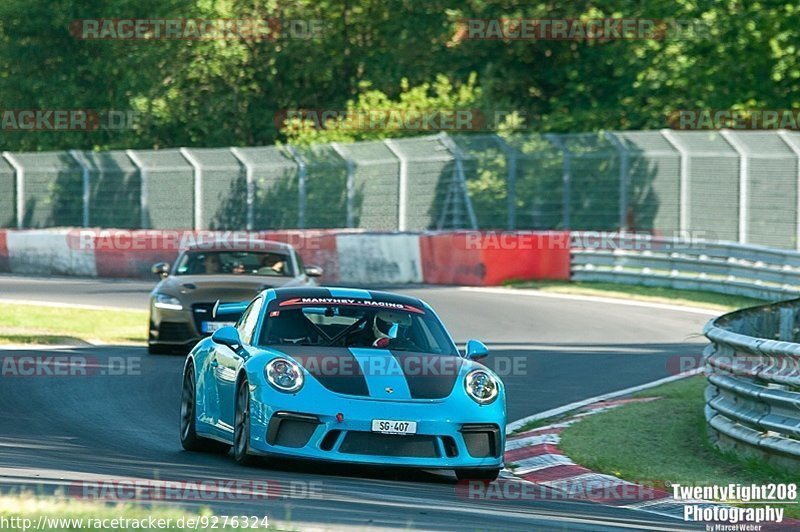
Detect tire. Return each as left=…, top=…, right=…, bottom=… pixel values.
left=233, top=378, right=257, bottom=466
left=455, top=468, right=501, bottom=481
left=180, top=364, right=230, bottom=454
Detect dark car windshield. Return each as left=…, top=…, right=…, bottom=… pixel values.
left=258, top=302, right=458, bottom=355
left=174, top=251, right=294, bottom=277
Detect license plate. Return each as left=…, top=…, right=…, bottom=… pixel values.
left=202, top=321, right=236, bottom=333
left=371, top=419, right=417, bottom=435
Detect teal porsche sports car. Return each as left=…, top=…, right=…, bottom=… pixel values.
left=180, top=287, right=506, bottom=480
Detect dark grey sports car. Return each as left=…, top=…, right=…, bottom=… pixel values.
left=148, top=240, right=322, bottom=354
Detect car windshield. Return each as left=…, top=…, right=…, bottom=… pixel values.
left=258, top=301, right=458, bottom=355
left=174, top=251, right=293, bottom=277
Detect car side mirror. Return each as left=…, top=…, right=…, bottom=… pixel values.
left=212, top=326, right=242, bottom=350
left=466, top=339, right=489, bottom=360
left=152, top=262, right=170, bottom=278
left=305, top=265, right=323, bottom=278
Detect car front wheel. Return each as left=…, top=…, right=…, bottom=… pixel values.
left=180, top=363, right=230, bottom=454
left=233, top=378, right=257, bottom=466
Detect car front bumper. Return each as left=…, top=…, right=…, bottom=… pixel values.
left=246, top=383, right=506, bottom=469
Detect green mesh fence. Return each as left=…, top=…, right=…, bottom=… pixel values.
left=183, top=148, right=246, bottom=230
left=232, top=146, right=299, bottom=230
left=386, top=135, right=457, bottom=231
left=729, top=131, right=798, bottom=249
left=289, top=144, right=348, bottom=229
left=9, top=151, right=82, bottom=228
left=332, top=141, right=400, bottom=230
left=78, top=150, right=140, bottom=228
left=129, top=149, right=194, bottom=230
left=449, top=134, right=509, bottom=229
left=0, top=157, right=14, bottom=227
left=669, top=132, right=740, bottom=242
left=503, top=133, right=565, bottom=230
left=610, top=131, right=681, bottom=235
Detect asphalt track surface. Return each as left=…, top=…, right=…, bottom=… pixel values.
left=0, top=275, right=711, bottom=530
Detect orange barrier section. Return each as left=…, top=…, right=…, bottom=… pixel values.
left=0, top=230, right=8, bottom=273
left=420, top=231, right=571, bottom=285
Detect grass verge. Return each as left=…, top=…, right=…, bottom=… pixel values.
left=0, top=304, right=147, bottom=345
left=558, top=376, right=800, bottom=518
left=505, top=280, right=764, bottom=312
left=0, top=493, right=273, bottom=531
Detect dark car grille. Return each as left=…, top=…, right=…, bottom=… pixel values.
left=338, top=432, right=439, bottom=458
left=157, top=322, right=195, bottom=343
left=460, top=424, right=502, bottom=458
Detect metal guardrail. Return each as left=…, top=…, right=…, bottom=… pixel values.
left=573, top=232, right=800, bottom=470
left=571, top=233, right=800, bottom=301
left=703, top=301, right=800, bottom=471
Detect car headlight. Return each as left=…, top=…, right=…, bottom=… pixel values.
left=464, top=369, right=499, bottom=404
left=154, top=293, right=183, bottom=310
left=265, top=358, right=304, bottom=393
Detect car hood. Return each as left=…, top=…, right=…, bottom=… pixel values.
left=272, top=345, right=467, bottom=401
left=156, top=275, right=296, bottom=305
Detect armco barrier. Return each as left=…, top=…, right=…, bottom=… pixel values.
left=2, top=229, right=571, bottom=286
left=704, top=300, right=800, bottom=472
left=572, top=232, right=800, bottom=300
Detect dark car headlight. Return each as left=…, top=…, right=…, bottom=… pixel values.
left=464, top=369, right=499, bottom=404
left=265, top=358, right=304, bottom=393
left=153, top=293, right=183, bottom=310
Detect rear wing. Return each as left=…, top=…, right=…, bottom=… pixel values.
left=212, top=300, right=250, bottom=321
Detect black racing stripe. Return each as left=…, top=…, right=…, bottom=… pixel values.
left=389, top=352, right=463, bottom=399
left=272, top=345, right=370, bottom=397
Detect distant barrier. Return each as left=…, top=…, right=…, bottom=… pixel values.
left=0, top=229, right=571, bottom=286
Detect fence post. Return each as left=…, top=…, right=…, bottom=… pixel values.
left=383, top=139, right=408, bottom=231
left=125, top=150, right=148, bottom=229
left=660, top=129, right=690, bottom=235
left=604, top=132, right=630, bottom=231
left=545, top=134, right=571, bottom=229
left=777, top=130, right=800, bottom=251
left=229, top=148, right=254, bottom=231
left=285, top=146, right=307, bottom=229
left=179, top=148, right=203, bottom=231
left=3, top=152, right=24, bottom=228
left=719, top=130, right=749, bottom=244
left=330, top=142, right=355, bottom=228
left=438, top=133, right=478, bottom=230
left=69, top=150, right=91, bottom=227
left=493, top=134, right=517, bottom=230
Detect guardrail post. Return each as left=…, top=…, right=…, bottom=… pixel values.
left=3, top=152, right=24, bottom=228
left=285, top=145, right=307, bottom=229
left=545, top=134, right=571, bottom=229
left=179, top=148, right=203, bottom=230
left=777, top=130, right=800, bottom=251
left=779, top=307, right=797, bottom=342
left=68, top=150, right=91, bottom=227
left=330, top=142, right=355, bottom=229
left=660, top=129, right=690, bottom=235
left=125, top=150, right=148, bottom=229
left=604, top=132, right=630, bottom=231
left=229, top=148, right=254, bottom=231
left=719, top=130, right=749, bottom=244
left=493, top=134, right=517, bottom=230
left=383, top=139, right=408, bottom=231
